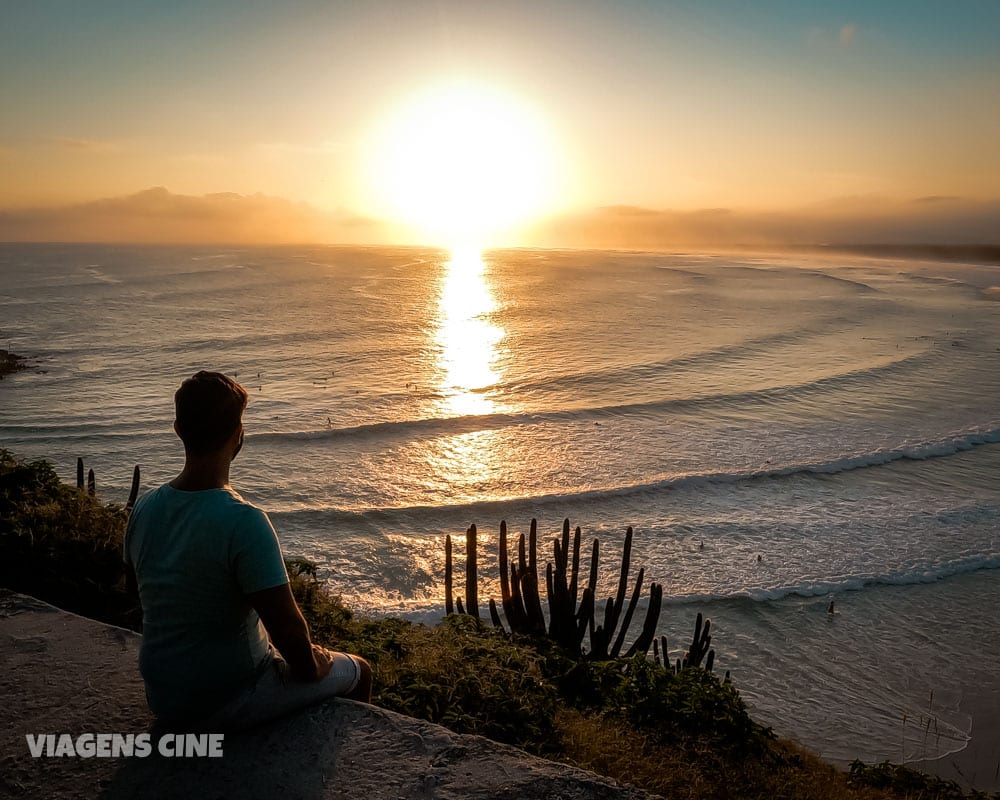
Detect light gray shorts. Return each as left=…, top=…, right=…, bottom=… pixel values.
left=198, top=646, right=363, bottom=731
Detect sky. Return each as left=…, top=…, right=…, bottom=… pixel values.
left=1, top=1, right=998, bottom=246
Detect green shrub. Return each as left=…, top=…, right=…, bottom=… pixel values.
left=358, top=615, right=560, bottom=749
left=553, top=648, right=767, bottom=755
left=290, top=561, right=561, bottom=750
left=0, top=449, right=137, bottom=627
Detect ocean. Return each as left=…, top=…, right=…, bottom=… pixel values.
left=2, top=242, right=999, bottom=772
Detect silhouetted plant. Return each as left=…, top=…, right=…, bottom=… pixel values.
left=445, top=518, right=717, bottom=671
left=126, top=465, right=140, bottom=512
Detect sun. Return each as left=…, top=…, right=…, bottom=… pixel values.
left=366, top=81, right=561, bottom=249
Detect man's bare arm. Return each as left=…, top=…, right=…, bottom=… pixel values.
left=248, top=583, right=329, bottom=682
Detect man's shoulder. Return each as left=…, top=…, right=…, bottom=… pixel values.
left=130, top=485, right=268, bottom=525
left=129, top=483, right=170, bottom=518
left=221, top=487, right=262, bottom=511
left=217, top=488, right=269, bottom=521
left=216, top=490, right=275, bottom=539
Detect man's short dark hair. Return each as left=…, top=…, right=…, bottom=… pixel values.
left=174, top=371, right=249, bottom=455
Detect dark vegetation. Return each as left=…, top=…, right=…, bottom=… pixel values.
left=1, top=447, right=995, bottom=800
left=0, top=451, right=140, bottom=628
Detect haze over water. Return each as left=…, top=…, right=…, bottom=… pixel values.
left=2, top=242, right=999, bottom=767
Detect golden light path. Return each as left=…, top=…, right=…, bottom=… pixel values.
left=434, top=248, right=504, bottom=418
left=419, top=248, right=511, bottom=497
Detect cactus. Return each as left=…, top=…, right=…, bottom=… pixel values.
left=499, top=521, right=512, bottom=621
left=609, top=566, right=645, bottom=658
left=442, top=517, right=723, bottom=674
left=568, top=525, right=581, bottom=609
left=657, top=635, right=668, bottom=668
left=547, top=526, right=579, bottom=649
left=444, top=535, right=454, bottom=615
left=576, top=585, right=595, bottom=647
left=465, top=524, right=479, bottom=618
left=624, top=581, right=662, bottom=658
left=521, top=559, right=547, bottom=634
left=509, top=561, right=528, bottom=631
left=77, top=456, right=140, bottom=508
left=529, top=518, right=538, bottom=575
left=686, top=613, right=712, bottom=669
left=607, top=526, right=633, bottom=638
left=445, top=519, right=669, bottom=661
left=125, top=465, right=140, bottom=513
left=488, top=598, right=505, bottom=633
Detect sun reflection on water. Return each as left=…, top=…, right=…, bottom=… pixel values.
left=435, top=249, right=505, bottom=417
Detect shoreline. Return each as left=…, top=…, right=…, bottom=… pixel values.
left=911, top=684, right=1000, bottom=791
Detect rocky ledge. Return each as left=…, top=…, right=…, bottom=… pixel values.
left=0, top=591, right=652, bottom=800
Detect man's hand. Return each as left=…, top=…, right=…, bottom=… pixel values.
left=310, top=644, right=334, bottom=681
left=285, top=643, right=335, bottom=683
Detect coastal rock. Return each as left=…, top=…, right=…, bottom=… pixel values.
left=0, top=348, right=28, bottom=379
left=0, top=591, right=653, bottom=800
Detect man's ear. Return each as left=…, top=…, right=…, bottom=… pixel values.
left=173, top=420, right=181, bottom=437
left=232, top=424, right=245, bottom=459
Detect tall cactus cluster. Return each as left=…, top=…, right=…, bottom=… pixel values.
left=445, top=518, right=717, bottom=673
left=75, top=456, right=141, bottom=512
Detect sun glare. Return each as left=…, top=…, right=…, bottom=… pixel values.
left=367, top=81, right=561, bottom=248
left=435, top=249, right=503, bottom=416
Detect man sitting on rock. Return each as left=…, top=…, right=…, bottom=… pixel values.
left=125, top=370, right=372, bottom=729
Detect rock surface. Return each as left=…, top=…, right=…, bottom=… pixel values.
left=0, top=591, right=654, bottom=800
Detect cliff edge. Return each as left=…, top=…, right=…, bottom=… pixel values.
left=0, top=590, right=653, bottom=800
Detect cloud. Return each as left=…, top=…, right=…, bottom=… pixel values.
left=0, top=187, right=393, bottom=245
left=522, top=196, right=1000, bottom=250
left=3, top=188, right=998, bottom=250
left=839, top=23, right=859, bottom=47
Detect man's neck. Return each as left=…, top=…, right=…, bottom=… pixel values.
left=169, top=455, right=231, bottom=491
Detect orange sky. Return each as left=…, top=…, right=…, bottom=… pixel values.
left=1, top=2, right=998, bottom=246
